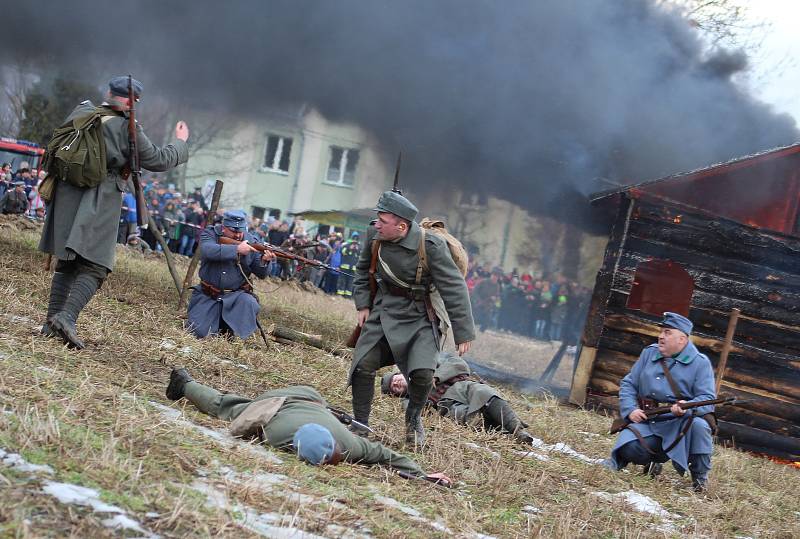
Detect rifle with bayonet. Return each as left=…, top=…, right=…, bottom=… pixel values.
left=126, top=75, right=149, bottom=229
left=326, top=406, right=374, bottom=434
left=609, top=396, right=739, bottom=434
left=217, top=236, right=355, bottom=278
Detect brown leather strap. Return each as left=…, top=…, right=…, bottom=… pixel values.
left=658, top=358, right=685, bottom=400
left=625, top=424, right=659, bottom=456
left=368, top=240, right=380, bottom=306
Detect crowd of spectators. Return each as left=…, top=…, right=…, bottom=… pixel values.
left=467, top=261, right=590, bottom=343
left=4, top=167, right=595, bottom=328
left=0, top=162, right=47, bottom=219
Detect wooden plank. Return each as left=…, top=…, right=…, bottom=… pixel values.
left=569, top=346, right=597, bottom=406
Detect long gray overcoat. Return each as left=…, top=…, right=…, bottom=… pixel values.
left=186, top=227, right=269, bottom=339
left=610, top=341, right=716, bottom=472
left=348, top=221, right=475, bottom=382
left=39, top=101, right=188, bottom=271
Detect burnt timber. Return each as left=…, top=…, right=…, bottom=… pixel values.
left=571, top=143, right=800, bottom=461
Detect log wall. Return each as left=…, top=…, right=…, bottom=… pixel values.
left=575, top=194, right=800, bottom=461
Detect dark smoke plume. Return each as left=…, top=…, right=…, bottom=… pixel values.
left=1, top=0, right=796, bottom=228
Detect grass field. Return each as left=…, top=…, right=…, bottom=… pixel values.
left=0, top=220, right=797, bottom=538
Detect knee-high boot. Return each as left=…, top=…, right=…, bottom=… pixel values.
left=405, top=369, right=433, bottom=446
left=50, top=272, right=102, bottom=349
left=42, top=271, right=76, bottom=337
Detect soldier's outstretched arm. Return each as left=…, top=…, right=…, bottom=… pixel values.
left=134, top=123, right=189, bottom=172
left=344, top=434, right=425, bottom=477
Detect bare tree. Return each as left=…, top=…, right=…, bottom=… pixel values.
left=0, top=63, right=38, bottom=136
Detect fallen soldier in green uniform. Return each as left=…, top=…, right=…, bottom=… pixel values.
left=166, top=368, right=451, bottom=485
left=381, top=352, right=535, bottom=444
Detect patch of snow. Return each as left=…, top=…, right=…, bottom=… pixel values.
left=0, top=448, right=54, bottom=474
left=191, top=477, right=339, bottom=539
left=145, top=512, right=160, bottom=519
left=43, top=482, right=124, bottom=513
left=178, top=346, right=194, bottom=355
left=521, top=505, right=542, bottom=515
left=593, top=490, right=683, bottom=533
left=370, top=489, right=454, bottom=535
left=577, top=431, right=600, bottom=438
left=36, top=366, right=56, bottom=374
left=2, top=409, right=14, bottom=415
left=325, top=524, right=373, bottom=539
left=101, top=514, right=147, bottom=533
left=6, top=314, right=33, bottom=324
left=159, top=339, right=176, bottom=350
left=217, top=359, right=251, bottom=370
left=524, top=436, right=604, bottom=465
left=463, top=442, right=500, bottom=459
left=514, top=450, right=550, bottom=462
left=42, top=481, right=160, bottom=538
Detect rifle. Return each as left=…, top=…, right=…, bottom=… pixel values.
left=608, top=396, right=738, bottom=434
left=127, top=75, right=149, bottom=229
left=327, top=406, right=374, bottom=434
left=217, top=236, right=355, bottom=278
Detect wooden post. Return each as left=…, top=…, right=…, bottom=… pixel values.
left=178, top=180, right=223, bottom=309
left=148, top=215, right=183, bottom=294
left=715, top=308, right=740, bottom=396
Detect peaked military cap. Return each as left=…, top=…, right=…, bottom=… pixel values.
left=108, top=76, right=143, bottom=99
left=374, top=191, right=418, bottom=221
left=222, top=209, right=247, bottom=231
left=660, top=312, right=693, bottom=335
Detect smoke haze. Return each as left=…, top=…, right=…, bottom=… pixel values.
left=1, top=0, right=796, bottom=225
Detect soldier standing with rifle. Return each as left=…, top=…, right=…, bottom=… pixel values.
left=348, top=184, right=475, bottom=446
left=39, top=76, right=189, bottom=349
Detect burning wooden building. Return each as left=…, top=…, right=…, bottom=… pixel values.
left=569, top=144, right=800, bottom=461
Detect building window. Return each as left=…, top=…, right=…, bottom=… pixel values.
left=251, top=206, right=266, bottom=220
left=325, top=146, right=359, bottom=186
left=627, top=259, right=694, bottom=317
left=263, top=135, right=292, bottom=173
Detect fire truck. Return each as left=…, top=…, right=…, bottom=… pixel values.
left=0, top=136, right=44, bottom=172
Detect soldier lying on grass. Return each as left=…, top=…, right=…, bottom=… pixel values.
left=166, top=368, right=451, bottom=486
left=381, top=352, right=535, bottom=444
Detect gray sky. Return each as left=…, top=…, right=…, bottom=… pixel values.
left=747, top=0, right=800, bottom=125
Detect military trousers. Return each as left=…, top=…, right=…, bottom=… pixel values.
left=616, top=435, right=711, bottom=479
left=184, top=381, right=253, bottom=422
left=351, top=335, right=433, bottom=424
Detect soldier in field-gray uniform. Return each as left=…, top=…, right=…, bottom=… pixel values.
left=39, top=76, right=189, bottom=349
left=348, top=191, right=475, bottom=445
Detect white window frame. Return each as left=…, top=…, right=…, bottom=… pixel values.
left=324, top=146, right=359, bottom=187
left=261, top=134, right=292, bottom=175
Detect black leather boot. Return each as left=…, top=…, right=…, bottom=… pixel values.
left=350, top=368, right=376, bottom=435
left=41, top=271, right=75, bottom=337
left=49, top=272, right=102, bottom=349
left=166, top=368, right=194, bottom=401
left=405, top=402, right=425, bottom=446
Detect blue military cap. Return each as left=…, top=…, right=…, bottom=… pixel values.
left=374, top=191, right=418, bottom=222
left=660, top=312, right=693, bottom=335
left=293, top=423, right=336, bottom=465
left=108, top=76, right=143, bottom=99
left=222, top=209, right=247, bottom=231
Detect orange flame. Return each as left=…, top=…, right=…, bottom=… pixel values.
left=765, top=455, right=800, bottom=469
left=673, top=215, right=682, bottom=224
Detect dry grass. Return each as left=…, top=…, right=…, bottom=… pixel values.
left=0, top=219, right=797, bottom=538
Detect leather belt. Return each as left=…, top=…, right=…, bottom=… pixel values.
left=201, top=280, right=252, bottom=299
left=382, top=282, right=426, bottom=301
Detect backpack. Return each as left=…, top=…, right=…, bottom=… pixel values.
left=43, top=106, right=118, bottom=189
left=417, top=217, right=469, bottom=277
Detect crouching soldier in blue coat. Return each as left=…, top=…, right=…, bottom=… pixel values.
left=603, top=312, right=716, bottom=492
left=186, top=210, right=275, bottom=339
